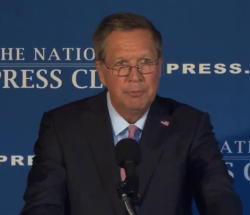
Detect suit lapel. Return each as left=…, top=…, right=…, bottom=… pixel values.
left=79, top=90, right=175, bottom=213
left=80, top=89, right=124, bottom=215
left=137, top=96, right=175, bottom=204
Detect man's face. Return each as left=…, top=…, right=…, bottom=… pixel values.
left=96, top=29, right=162, bottom=112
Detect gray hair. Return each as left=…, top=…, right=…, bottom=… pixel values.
left=92, top=12, right=162, bottom=61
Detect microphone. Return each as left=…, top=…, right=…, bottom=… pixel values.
left=115, top=138, right=140, bottom=177
left=115, top=138, right=140, bottom=215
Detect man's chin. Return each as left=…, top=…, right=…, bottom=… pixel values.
left=126, top=103, right=147, bottom=112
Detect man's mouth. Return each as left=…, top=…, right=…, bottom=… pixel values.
left=128, top=91, right=144, bottom=97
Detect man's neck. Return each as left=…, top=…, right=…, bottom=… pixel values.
left=107, top=92, right=150, bottom=124
left=125, top=111, right=145, bottom=124
left=113, top=105, right=148, bottom=124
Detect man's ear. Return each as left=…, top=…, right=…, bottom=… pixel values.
left=95, top=61, right=106, bottom=86
left=158, top=54, right=163, bottom=65
left=158, top=54, right=163, bottom=78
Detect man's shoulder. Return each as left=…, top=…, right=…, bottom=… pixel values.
left=44, top=93, right=100, bottom=119
left=42, top=92, right=207, bottom=124
left=157, top=95, right=206, bottom=119
left=46, top=93, right=206, bottom=117
left=157, top=96, right=210, bottom=131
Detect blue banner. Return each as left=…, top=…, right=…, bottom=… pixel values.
left=0, top=1, right=249, bottom=215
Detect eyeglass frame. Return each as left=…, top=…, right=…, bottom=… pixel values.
left=100, top=57, right=160, bottom=77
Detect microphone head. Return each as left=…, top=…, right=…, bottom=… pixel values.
left=115, top=138, right=140, bottom=168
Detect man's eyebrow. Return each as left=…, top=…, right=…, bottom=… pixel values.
left=109, top=53, right=156, bottom=64
left=114, top=54, right=154, bottom=60
left=110, top=57, right=128, bottom=65
left=112, top=56, right=126, bottom=61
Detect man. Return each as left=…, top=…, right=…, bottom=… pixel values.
left=20, top=12, right=242, bottom=215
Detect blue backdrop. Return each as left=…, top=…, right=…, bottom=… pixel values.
left=0, top=0, right=249, bottom=214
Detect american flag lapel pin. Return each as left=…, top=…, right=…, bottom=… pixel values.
left=161, top=119, right=169, bottom=126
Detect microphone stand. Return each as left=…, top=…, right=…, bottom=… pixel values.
left=117, top=174, right=139, bottom=215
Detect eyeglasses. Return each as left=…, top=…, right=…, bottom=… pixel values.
left=101, top=58, right=160, bottom=77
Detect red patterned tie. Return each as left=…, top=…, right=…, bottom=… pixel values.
left=120, top=125, right=138, bottom=181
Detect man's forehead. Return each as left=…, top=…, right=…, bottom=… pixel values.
left=103, top=31, right=158, bottom=61
left=105, top=30, right=154, bottom=47
left=105, top=51, right=157, bottom=62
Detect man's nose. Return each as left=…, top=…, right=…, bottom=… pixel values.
left=128, top=66, right=143, bottom=81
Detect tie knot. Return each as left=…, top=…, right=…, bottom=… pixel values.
left=128, top=125, right=138, bottom=139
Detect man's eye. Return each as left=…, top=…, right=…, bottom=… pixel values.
left=115, top=60, right=126, bottom=66
left=141, top=59, right=151, bottom=64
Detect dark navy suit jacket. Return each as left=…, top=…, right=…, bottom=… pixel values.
left=19, top=89, right=243, bottom=215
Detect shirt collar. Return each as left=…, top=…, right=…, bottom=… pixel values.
left=106, top=91, right=149, bottom=136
